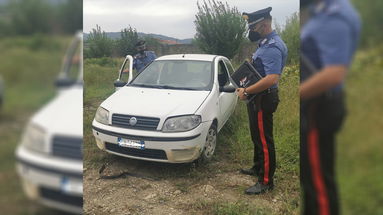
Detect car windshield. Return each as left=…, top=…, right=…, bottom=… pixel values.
left=130, top=60, right=213, bottom=91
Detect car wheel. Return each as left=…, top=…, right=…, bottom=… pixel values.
left=197, top=124, right=217, bottom=163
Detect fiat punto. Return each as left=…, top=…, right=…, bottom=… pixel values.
left=92, top=54, right=237, bottom=163
left=15, top=32, right=83, bottom=214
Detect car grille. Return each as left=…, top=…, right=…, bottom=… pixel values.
left=52, top=136, right=83, bottom=160
left=105, top=142, right=167, bottom=160
left=40, top=187, right=83, bottom=207
left=111, top=114, right=160, bottom=130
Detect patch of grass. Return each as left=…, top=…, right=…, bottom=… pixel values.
left=174, top=181, right=192, bottom=193
left=0, top=36, right=73, bottom=214
left=337, top=45, right=383, bottom=215
left=186, top=199, right=272, bottom=215
left=213, top=201, right=271, bottom=215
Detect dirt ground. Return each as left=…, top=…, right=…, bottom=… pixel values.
left=83, top=153, right=299, bottom=215
left=83, top=62, right=300, bottom=215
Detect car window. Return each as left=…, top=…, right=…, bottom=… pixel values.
left=218, top=60, right=230, bottom=87
left=57, top=35, right=82, bottom=84
left=223, top=59, right=235, bottom=75
left=130, top=60, right=213, bottom=91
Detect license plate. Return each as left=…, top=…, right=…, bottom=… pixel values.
left=61, top=177, right=82, bottom=195
left=117, top=137, right=145, bottom=150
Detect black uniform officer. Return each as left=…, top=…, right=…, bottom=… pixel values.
left=300, top=0, right=360, bottom=214
left=237, top=7, right=288, bottom=195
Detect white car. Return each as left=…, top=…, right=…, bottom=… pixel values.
left=92, top=54, right=238, bottom=163
left=15, top=32, right=83, bottom=214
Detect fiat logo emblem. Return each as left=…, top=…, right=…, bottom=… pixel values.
left=129, top=117, right=137, bottom=126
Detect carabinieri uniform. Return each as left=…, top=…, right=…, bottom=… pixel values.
left=133, top=51, right=157, bottom=73
left=300, top=0, right=360, bottom=214
left=247, top=29, right=287, bottom=186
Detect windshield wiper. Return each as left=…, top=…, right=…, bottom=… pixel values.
left=130, top=84, right=199, bottom=90
left=129, top=83, right=157, bottom=88
left=155, top=85, right=198, bottom=90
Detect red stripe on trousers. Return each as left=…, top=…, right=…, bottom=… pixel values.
left=257, top=110, right=269, bottom=184
left=308, top=127, right=330, bottom=215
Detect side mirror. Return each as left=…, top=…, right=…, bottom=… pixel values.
left=114, top=80, right=127, bottom=90
left=55, top=78, right=76, bottom=88
left=219, top=85, right=236, bottom=93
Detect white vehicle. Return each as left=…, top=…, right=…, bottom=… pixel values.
left=92, top=54, right=238, bottom=163
left=15, top=32, right=83, bottom=214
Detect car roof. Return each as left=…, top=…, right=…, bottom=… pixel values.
left=155, top=54, right=222, bottom=62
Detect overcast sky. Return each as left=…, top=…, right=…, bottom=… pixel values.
left=84, top=0, right=299, bottom=39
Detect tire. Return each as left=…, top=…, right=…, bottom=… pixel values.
left=196, top=123, right=217, bottom=164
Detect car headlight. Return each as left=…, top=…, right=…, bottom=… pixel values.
left=95, top=106, right=109, bottom=125
left=162, top=115, right=201, bottom=132
left=21, top=123, right=46, bottom=154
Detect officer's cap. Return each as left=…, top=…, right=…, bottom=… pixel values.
left=242, top=7, right=272, bottom=28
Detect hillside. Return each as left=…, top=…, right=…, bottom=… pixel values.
left=83, top=32, right=193, bottom=44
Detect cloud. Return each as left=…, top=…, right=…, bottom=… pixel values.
left=84, top=0, right=299, bottom=39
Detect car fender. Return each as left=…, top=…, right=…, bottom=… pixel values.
left=194, top=83, right=219, bottom=130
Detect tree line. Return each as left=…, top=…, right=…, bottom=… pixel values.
left=83, top=25, right=161, bottom=58
left=85, top=0, right=299, bottom=65
left=351, top=0, right=383, bottom=47
left=0, top=0, right=379, bottom=51
left=0, top=0, right=82, bottom=36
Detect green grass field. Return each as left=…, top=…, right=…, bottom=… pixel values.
left=83, top=57, right=300, bottom=214
left=0, top=36, right=74, bottom=215
left=1, top=37, right=380, bottom=214
left=337, top=45, right=383, bottom=215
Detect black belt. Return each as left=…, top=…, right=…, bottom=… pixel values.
left=247, top=88, right=278, bottom=103
left=263, top=88, right=278, bottom=94
left=248, top=88, right=277, bottom=97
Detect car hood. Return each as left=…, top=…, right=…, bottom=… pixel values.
left=31, top=86, right=83, bottom=137
left=101, top=86, right=210, bottom=118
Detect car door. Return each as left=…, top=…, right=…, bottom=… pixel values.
left=217, top=59, right=236, bottom=130
left=223, top=58, right=238, bottom=117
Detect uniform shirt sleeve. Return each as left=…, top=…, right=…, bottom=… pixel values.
left=149, top=52, right=157, bottom=61
left=262, top=46, right=283, bottom=75
left=314, top=17, right=352, bottom=66
left=152, top=52, right=157, bottom=59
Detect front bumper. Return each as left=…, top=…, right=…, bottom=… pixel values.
left=15, top=145, right=83, bottom=214
left=92, top=119, right=211, bottom=163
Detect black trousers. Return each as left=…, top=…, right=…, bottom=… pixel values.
left=246, top=90, right=279, bottom=185
left=300, top=93, right=346, bottom=215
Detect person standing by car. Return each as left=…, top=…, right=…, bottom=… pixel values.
left=124, top=40, right=157, bottom=74
left=236, top=7, right=288, bottom=195
left=300, top=0, right=360, bottom=214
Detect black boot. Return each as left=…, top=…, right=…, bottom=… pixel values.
left=244, top=182, right=274, bottom=195
left=240, top=166, right=259, bottom=176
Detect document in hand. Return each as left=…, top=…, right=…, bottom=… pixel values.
left=231, top=61, right=263, bottom=100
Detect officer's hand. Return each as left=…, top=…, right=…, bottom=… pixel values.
left=123, top=69, right=129, bottom=73
left=236, top=88, right=247, bottom=100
